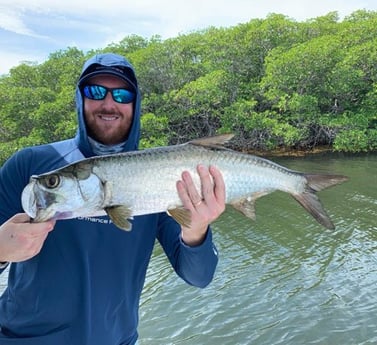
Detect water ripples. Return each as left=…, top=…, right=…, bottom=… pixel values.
left=0, top=154, right=375, bottom=344
left=139, top=153, right=377, bottom=344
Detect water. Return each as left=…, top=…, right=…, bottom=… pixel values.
left=138, top=153, right=377, bottom=345
left=1, top=153, right=376, bottom=344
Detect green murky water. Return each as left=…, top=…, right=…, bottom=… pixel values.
left=139, top=153, right=377, bottom=344
left=0, top=153, right=375, bottom=344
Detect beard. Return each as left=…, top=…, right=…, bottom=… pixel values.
left=85, top=110, right=133, bottom=145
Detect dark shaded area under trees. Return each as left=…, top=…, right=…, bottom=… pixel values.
left=1, top=10, right=377, bottom=165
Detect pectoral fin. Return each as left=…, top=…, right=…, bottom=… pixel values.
left=105, top=206, right=133, bottom=231
left=167, top=207, right=192, bottom=228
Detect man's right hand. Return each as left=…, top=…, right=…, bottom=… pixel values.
left=0, top=213, right=55, bottom=263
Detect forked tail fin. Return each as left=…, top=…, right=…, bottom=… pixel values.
left=292, top=174, right=348, bottom=229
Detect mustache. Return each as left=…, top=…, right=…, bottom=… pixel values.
left=94, top=109, right=121, bottom=116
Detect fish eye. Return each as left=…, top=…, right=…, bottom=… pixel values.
left=43, top=174, right=61, bottom=189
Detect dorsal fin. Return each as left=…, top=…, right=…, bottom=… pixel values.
left=189, top=134, right=234, bottom=149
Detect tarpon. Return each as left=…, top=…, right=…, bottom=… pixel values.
left=21, top=134, right=348, bottom=230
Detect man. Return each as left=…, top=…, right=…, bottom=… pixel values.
left=0, top=53, right=225, bottom=344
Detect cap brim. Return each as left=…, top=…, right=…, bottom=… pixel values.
left=79, top=70, right=136, bottom=92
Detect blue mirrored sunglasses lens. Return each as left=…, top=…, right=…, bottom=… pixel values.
left=83, top=85, right=135, bottom=104
left=83, top=85, right=107, bottom=100
left=112, top=89, right=135, bottom=103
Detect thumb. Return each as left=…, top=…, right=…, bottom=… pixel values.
left=10, top=213, right=32, bottom=224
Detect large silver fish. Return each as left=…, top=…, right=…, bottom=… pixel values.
left=21, top=135, right=348, bottom=231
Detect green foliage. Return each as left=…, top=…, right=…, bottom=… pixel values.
left=101, top=34, right=151, bottom=56
left=220, top=99, right=305, bottom=150
left=162, top=70, right=230, bottom=142
left=140, top=112, right=169, bottom=148
left=334, top=128, right=377, bottom=152
left=1, top=10, right=377, bottom=166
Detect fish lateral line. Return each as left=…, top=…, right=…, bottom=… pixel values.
left=21, top=134, right=350, bottom=231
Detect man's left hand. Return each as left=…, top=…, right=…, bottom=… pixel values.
left=176, top=164, right=226, bottom=246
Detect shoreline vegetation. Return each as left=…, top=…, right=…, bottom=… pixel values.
left=1, top=10, right=377, bottom=165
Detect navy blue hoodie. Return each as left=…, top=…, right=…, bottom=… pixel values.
left=0, top=53, right=218, bottom=345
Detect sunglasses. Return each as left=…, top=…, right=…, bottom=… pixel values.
left=82, top=84, right=136, bottom=104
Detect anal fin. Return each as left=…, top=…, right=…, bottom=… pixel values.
left=230, top=191, right=270, bottom=220
left=231, top=197, right=256, bottom=220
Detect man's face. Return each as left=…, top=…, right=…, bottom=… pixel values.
left=83, top=75, right=134, bottom=145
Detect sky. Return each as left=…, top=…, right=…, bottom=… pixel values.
left=1, top=0, right=377, bottom=75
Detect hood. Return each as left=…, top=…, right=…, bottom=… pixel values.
left=74, top=53, right=141, bottom=157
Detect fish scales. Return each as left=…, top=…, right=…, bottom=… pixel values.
left=89, top=144, right=300, bottom=216
left=21, top=134, right=348, bottom=230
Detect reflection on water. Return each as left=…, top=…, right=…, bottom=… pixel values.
left=139, top=153, right=377, bottom=345
left=0, top=153, right=376, bottom=344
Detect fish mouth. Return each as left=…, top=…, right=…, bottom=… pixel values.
left=33, top=211, right=73, bottom=222
left=21, top=182, right=37, bottom=218
left=21, top=180, right=56, bottom=221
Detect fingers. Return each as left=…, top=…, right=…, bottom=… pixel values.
left=209, top=165, right=226, bottom=205
left=9, top=213, right=55, bottom=237
left=28, top=220, right=55, bottom=237
left=10, top=213, right=32, bottom=223
left=0, top=213, right=55, bottom=262
left=197, top=165, right=226, bottom=209
left=176, top=164, right=226, bottom=213
left=176, top=165, right=226, bottom=246
left=197, top=165, right=212, bottom=204
left=196, top=165, right=226, bottom=213
left=176, top=171, right=200, bottom=211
